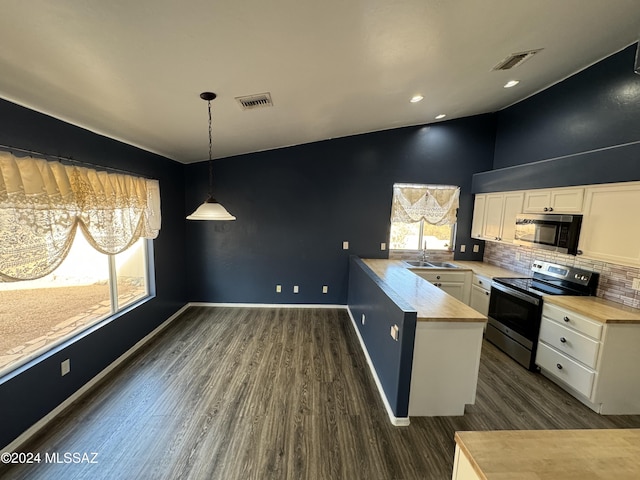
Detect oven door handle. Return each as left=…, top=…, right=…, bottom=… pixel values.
left=491, top=282, right=540, bottom=306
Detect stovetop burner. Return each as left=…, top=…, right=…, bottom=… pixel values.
left=493, top=260, right=599, bottom=298
left=492, top=277, right=579, bottom=297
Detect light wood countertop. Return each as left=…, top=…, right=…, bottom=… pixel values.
left=455, top=429, right=640, bottom=479
left=361, top=259, right=486, bottom=323
left=543, top=295, right=640, bottom=324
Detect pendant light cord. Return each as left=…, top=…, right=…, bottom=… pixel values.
left=207, top=99, right=214, bottom=199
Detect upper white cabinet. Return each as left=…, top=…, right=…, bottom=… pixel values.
left=479, top=191, right=524, bottom=243
left=470, top=194, right=486, bottom=240
left=522, top=187, right=584, bottom=214
left=578, top=182, right=640, bottom=266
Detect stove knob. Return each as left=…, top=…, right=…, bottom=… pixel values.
left=574, top=274, right=580, bottom=279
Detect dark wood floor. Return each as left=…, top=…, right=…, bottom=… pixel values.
left=3, top=306, right=640, bottom=480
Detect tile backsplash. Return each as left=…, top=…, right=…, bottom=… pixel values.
left=483, top=242, right=640, bottom=309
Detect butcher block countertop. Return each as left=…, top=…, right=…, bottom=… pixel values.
left=543, top=295, right=640, bottom=324
left=362, top=259, right=486, bottom=323
left=455, top=429, right=640, bottom=480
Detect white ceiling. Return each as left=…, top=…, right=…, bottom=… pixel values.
left=0, top=0, right=639, bottom=164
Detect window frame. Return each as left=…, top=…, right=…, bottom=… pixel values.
left=389, top=219, right=457, bottom=252
left=0, top=238, right=154, bottom=379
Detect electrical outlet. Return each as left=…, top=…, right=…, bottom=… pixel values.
left=361, top=314, right=366, bottom=325
left=460, top=244, right=466, bottom=253
left=61, top=359, right=71, bottom=376
left=380, top=243, right=387, bottom=251
left=390, top=324, right=399, bottom=341
left=632, top=278, right=640, bottom=291
left=293, top=285, right=299, bottom=293
left=342, top=241, right=349, bottom=250
left=473, top=244, right=479, bottom=253
left=276, top=284, right=282, bottom=293
left=322, top=285, right=328, bottom=294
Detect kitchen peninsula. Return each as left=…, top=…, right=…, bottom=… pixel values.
left=347, top=257, right=486, bottom=425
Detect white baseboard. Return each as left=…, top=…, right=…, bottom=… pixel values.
left=188, top=302, right=348, bottom=309
left=346, top=307, right=410, bottom=427
left=1, top=303, right=190, bottom=454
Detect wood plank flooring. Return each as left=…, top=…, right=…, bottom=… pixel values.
left=2, top=306, right=640, bottom=480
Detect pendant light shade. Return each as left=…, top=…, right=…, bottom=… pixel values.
left=186, top=197, right=236, bottom=221
left=187, top=92, right=236, bottom=221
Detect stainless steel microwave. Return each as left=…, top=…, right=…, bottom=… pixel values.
left=514, top=214, right=582, bottom=255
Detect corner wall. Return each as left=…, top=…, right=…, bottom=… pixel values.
left=185, top=115, right=496, bottom=305
left=0, top=98, right=188, bottom=449
left=473, top=43, right=640, bottom=193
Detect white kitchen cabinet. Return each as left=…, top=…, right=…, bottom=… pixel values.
left=578, top=181, right=640, bottom=267
left=469, top=274, right=491, bottom=316
left=480, top=191, right=523, bottom=243
left=451, top=444, right=481, bottom=480
left=522, top=187, right=584, bottom=213
left=412, top=270, right=472, bottom=304
left=470, top=194, right=486, bottom=240
left=536, top=302, right=640, bottom=414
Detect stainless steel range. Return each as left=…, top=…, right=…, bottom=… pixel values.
left=486, top=260, right=599, bottom=371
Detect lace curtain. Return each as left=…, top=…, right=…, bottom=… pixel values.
left=0, top=152, right=161, bottom=281
left=390, top=184, right=460, bottom=226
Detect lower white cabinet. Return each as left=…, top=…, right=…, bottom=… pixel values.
left=536, top=302, right=640, bottom=414
left=469, top=274, right=491, bottom=316
left=451, top=444, right=480, bottom=480
left=412, top=270, right=471, bottom=304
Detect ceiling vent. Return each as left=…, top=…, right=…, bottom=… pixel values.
left=235, top=92, right=273, bottom=110
left=492, top=49, right=542, bottom=71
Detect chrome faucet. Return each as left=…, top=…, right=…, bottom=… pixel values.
left=421, top=241, right=428, bottom=262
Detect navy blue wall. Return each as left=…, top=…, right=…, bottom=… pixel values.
left=347, top=257, right=416, bottom=418
left=185, top=115, right=496, bottom=304
left=0, top=98, right=187, bottom=448
left=474, top=43, right=640, bottom=193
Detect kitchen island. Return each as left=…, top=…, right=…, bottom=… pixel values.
left=453, top=428, right=640, bottom=479
left=347, top=257, right=486, bottom=425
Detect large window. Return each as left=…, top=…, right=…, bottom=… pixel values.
left=0, top=233, right=150, bottom=375
left=389, top=183, right=459, bottom=251
left=0, top=152, right=160, bottom=377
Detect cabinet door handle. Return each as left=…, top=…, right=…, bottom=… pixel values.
left=560, top=337, right=567, bottom=343
left=436, top=275, right=441, bottom=280
left=556, top=363, right=563, bottom=370
left=563, top=316, right=570, bottom=323
left=549, top=207, right=554, bottom=212
left=485, top=291, right=490, bottom=296
left=543, top=207, right=549, bottom=212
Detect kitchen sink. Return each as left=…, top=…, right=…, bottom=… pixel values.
left=405, top=260, right=460, bottom=269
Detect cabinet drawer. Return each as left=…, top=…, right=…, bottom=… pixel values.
left=413, top=271, right=468, bottom=283
left=536, top=343, right=595, bottom=398
left=472, top=274, right=491, bottom=290
left=539, top=318, right=600, bottom=368
left=542, top=303, right=602, bottom=339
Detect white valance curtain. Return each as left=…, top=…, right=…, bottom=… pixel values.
left=0, top=151, right=161, bottom=281
left=390, top=183, right=460, bottom=226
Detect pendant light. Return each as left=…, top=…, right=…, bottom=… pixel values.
left=186, top=92, right=236, bottom=221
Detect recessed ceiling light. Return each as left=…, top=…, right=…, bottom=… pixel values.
left=410, top=95, right=424, bottom=103
left=435, top=114, right=446, bottom=120
left=504, top=80, right=520, bottom=88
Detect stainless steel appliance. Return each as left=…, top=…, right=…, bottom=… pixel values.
left=514, top=213, right=582, bottom=255
left=486, top=260, right=598, bottom=371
